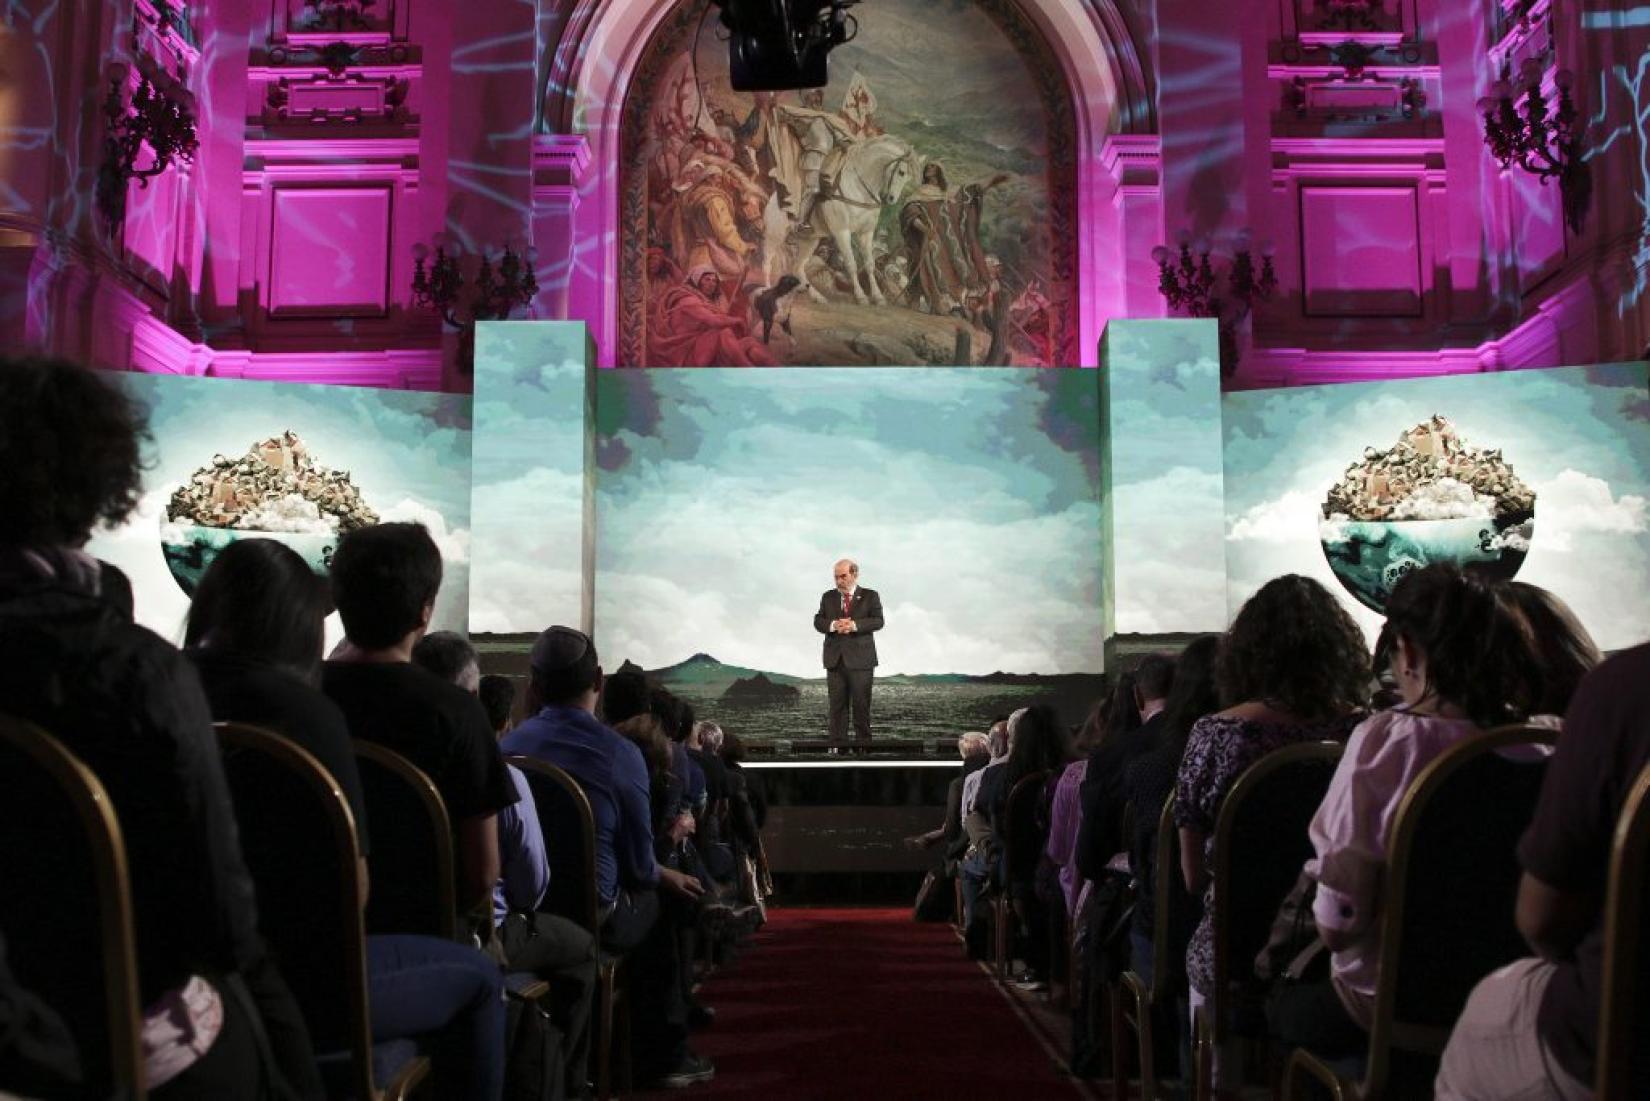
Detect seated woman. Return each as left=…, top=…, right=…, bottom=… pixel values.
left=1269, top=565, right=1599, bottom=1061
left=185, top=538, right=506, bottom=1101
left=0, top=358, right=320, bottom=1099
left=1175, top=575, right=1370, bottom=1097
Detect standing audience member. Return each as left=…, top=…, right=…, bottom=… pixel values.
left=0, top=358, right=320, bottom=1099
left=502, top=627, right=714, bottom=1089
left=1175, top=575, right=1369, bottom=1096
left=1270, top=565, right=1557, bottom=1059
left=322, top=523, right=518, bottom=923
left=187, top=538, right=508, bottom=1101
left=414, top=635, right=599, bottom=1099
left=1436, top=640, right=1649, bottom=1100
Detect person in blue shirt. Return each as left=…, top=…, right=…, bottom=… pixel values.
left=502, top=627, right=714, bottom=1090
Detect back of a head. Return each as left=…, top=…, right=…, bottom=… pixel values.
left=1503, top=581, right=1602, bottom=717
left=329, top=523, right=442, bottom=650
left=1134, top=653, right=1176, bottom=703
left=986, top=719, right=1011, bottom=759
left=1005, top=703, right=1068, bottom=782
left=612, top=713, right=671, bottom=776
left=1384, top=564, right=1544, bottom=727
left=411, top=630, right=480, bottom=690
left=1103, top=671, right=1143, bottom=739
left=600, top=667, right=650, bottom=725
left=184, top=537, right=331, bottom=682
left=0, top=357, right=148, bottom=551
left=478, top=674, right=516, bottom=734
left=529, top=626, right=601, bottom=706
left=694, top=720, right=724, bottom=754
left=1162, top=634, right=1223, bottom=750
left=649, top=688, right=684, bottom=743
left=957, top=731, right=990, bottom=761
left=1220, top=574, right=1370, bottom=721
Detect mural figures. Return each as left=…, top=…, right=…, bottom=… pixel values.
left=648, top=266, right=778, bottom=367
left=625, top=0, right=1073, bottom=366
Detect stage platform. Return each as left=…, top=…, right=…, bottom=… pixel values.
left=744, top=758, right=958, bottom=904
left=746, top=736, right=958, bottom=760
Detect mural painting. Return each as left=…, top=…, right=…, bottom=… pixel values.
left=620, top=0, right=1076, bottom=367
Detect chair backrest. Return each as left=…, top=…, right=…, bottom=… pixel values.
left=508, top=756, right=601, bottom=936
left=1598, top=762, right=1650, bottom=1101
left=215, top=722, right=376, bottom=1100
left=1363, top=724, right=1556, bottom=1094
left=0, top=714, right=144, bottom=1097
left=1210, top=740, right=1344, bottom=1037
left=1149, top=791, right=1177, bottom=1001
left=1001, top=769, right=1053, bottom=885
left=354, top=741, right=458, bottom=940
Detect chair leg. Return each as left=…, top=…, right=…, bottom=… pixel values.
left=1192, top=1003, right=1212, bottom=1101
left=1109, top=983, right=1130, bottom=1100
left=993, top=896, right=1009, bottom=977
left=596, top=968, right=615, bottom=1101
left=1137, top=992, right=1157, bottom=1101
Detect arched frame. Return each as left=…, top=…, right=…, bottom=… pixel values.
left=542, top=0, right=1159, bottom=367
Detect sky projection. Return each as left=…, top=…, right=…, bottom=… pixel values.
left=590, top=367, right=1105, bottom=677
left=1222, top=362, right=1650, bottom=650
left=86, top=373, right=474, bottom=648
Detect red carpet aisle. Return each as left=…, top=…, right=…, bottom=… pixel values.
left=639, top=906, right=1095, bottom=1099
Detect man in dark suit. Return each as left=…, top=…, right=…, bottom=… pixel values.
left=813, top=558, right=885, bottom=742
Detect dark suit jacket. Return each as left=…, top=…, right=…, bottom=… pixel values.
left=814, top=587, right=883, bottom=669
left=1074, top=710, right=1168, bottom=882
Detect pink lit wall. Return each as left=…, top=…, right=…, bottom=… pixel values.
left=0, top=0, right=1646, bottom=386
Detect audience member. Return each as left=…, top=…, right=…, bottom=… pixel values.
left=958, top=715, right=1018, bottom=931
left=1175, top=574, right=1369, bottom=1093
left=322, top=523, right=517, bottom=919
left=1270, top=564, right=1550, bottom=1061
left=0, top=357, right=319, bottom=1098
left=1436, top=640, right=1650, bottom=1099
left=480, top=674, right=518, bottom=735
left=412, top=629, right=483, bottom=693
left=1075, top=655, right=1175, bottom=885
left=501, top=627, right=714, bottom=1088
left=187, top=537, right=507, bottom=1100
left=1503, top=581, right=1603, bottom=719
left=414, top=634, right=598, bottom=1098
left=906, top=732, right=990, bottom=853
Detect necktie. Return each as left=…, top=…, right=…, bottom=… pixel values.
left=842, top=592, right=852, bottom=617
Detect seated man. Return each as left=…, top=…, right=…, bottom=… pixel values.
left=322, top=523, right=517, bottom=923
left=502, top=627, right=714, bottom=1089
left=1436, top=641, right=1650, bottom=1100
left=419, top=641, right=599, bottom=1099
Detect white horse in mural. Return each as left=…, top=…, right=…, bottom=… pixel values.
left=762, top=135, right=918, bottom=306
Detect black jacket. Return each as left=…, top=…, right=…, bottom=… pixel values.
left=813, top=587, right=884, bottom=669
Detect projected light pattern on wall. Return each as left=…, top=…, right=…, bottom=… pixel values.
left=85, top=372, right=474, bottom=648
left=1223, top=362, right=1650, bottom=649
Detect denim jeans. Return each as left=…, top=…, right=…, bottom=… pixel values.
left=366, top=934, right=505, bottom=1101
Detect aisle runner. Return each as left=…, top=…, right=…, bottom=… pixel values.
left=644, top=907, right=1092, bottom=1099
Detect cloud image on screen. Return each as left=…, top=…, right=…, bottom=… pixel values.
left=87, top=374, right=474, bottom=650
left=1224, top=363, right=1650, bottom=649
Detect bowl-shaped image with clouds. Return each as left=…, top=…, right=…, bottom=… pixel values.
left=160, top=431, right=379, bottom=596
left=1319, top=416, right=1536, bottom=612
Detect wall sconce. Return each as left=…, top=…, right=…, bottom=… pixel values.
left=95, top=63, right=199, bottom=235
left=410, top=239, right=539, bottom=372
left=1479, top=59, right=1592, bottom=234
left=1152, top=230, right=1277, bottom=375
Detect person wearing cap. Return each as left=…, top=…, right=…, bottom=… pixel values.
left=503, top=626, right=715, bottom=1090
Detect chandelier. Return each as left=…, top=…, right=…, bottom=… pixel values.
left=1152, top=231, right=1278, bottom=374
left=411, top=239, right=540, bottom=371
left=1479, top=59, right=1592, bottom=234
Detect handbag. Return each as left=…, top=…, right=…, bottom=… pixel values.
left=913, top=868, right=955, bottom=923
left=1254, top=868, right=1328, bottom=985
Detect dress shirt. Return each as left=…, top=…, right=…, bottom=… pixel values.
left=503, top=705, right=659, bottom=905
left=494, top=764, right=550, bottom=927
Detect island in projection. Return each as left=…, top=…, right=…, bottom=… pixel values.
left=1319, top=416, right=1536, bottom=612
left=161, top=430, right=380, bottom=594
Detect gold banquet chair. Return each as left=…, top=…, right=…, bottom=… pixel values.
left=216, top=721, right=430, bottom=1101
left=1115, top=791, right=1180, bottom=1101
left=1598, top=761, right=1650, bottom=1100
left=0, top=715, right=144, bottom=1098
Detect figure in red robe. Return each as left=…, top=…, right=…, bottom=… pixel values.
left=648, top=266, right=777, bottom=367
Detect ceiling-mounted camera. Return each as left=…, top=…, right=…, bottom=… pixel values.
left=713, top=0, right=860, bottom=91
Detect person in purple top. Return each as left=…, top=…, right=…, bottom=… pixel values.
left=501, top=627, right=714, bottom=1090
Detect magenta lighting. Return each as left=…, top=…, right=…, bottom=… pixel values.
left=1478, top=59, right=1591, bottom=234
left=1152, top=231, right=1277, bottom=375
left=95, top=61, right=199, bottom=235
left=411, top=239, right=540, bottom=372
